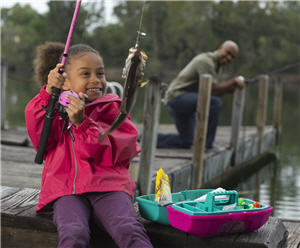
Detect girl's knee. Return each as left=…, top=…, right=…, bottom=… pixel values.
left=57, top=223, right=90, bottom=247
left=113, top=220, right=152, bottom=248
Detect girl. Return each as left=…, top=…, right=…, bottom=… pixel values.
left=25, top=42, right=153, bottom=248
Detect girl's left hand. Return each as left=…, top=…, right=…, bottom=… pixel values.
left=66, top=92, right=86, bottom=127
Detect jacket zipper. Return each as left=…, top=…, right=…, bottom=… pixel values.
left=68, top=123, right=77, bottom=194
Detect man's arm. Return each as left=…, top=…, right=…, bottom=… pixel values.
left=211, top=77, right=245, bottom=96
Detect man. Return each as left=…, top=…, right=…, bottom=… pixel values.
left=157, top=40, right=245, bottom=150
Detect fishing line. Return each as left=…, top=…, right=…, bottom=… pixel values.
left=135, top=0, right=147, bottom=48
left=246, top=61, right=300, bottom=84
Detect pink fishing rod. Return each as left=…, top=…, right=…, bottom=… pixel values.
left=35, top=0, right=82, bottom=164
left=60, top=0, right=82, bottom=71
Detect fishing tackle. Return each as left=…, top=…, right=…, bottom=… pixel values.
left=99, top=1, right=148, bottom=139
left=35, top=0, right=82, bottom=164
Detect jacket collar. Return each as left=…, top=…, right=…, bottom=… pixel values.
left=85, top=93, right=121, bottom=108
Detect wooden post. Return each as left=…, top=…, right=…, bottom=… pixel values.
left=230, top=87, right=246, bottom=165
left=256, top=75, right=269, bottom=154
left=1, top=63, right=7, bottom=130
left=138, top=77, right=161, bottom=195
left=272, top=77, right=283, bottom=145
left=192, top=74, right=212, bottom=189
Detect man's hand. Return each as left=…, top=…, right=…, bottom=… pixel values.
left=233, top=76, right=246, bottom=90
left=65, top=92, right=86, bottom=127
left=46, top=64, right=67, bottom=94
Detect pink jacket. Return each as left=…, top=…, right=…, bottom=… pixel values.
left=25, top=86, right=140, bottom=213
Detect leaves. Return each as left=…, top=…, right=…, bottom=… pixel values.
left=1, top=1, right=299, bottom=82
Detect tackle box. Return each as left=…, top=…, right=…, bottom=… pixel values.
left=136, top=189, right=212, bottom=225
left=167, top=190, right=272, bottom=237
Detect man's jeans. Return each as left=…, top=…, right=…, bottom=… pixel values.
left=157, top=92, right=222, bottom=149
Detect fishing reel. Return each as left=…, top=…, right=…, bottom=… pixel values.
left=58, top=91, right=79, bottom=120
left=57, top=91, right=80, bottom=133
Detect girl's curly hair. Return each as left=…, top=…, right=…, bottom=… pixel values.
left=34, top=42, right=65, bottom=86
left=33, top=42, right=100, bottom=86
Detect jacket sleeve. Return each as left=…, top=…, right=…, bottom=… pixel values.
left=72, top=101, right=140, bottom=167
left=25, top=86, right=62, bottom=154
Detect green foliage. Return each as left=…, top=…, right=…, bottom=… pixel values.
left=1, top=0, right=299, bottom=127
left=2, top=1, right=299, bottom=79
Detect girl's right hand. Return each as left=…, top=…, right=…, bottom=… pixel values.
left=46, top=64, right=67, bottom=94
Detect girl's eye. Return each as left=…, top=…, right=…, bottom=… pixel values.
left=97, top=72, right=105, bottom=76
left=82, top=72, right=90, bottom=76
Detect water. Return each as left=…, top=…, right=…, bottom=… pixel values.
left=223, top=82, right=300, bottom=221
left=3, top=74, right=300, bottom=221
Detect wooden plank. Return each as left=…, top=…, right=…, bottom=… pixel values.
left=257, top=75, right=269, bottom=154
left=1, top=144, right=36, bottom=163
left=2, top=226, right=58, bottom=248
left=0, top=186, right=22, bottom=200
left=233, top=217, right=288, bottom=248
left=186, top=217, right=288, bottom=248
left=1, top=161, right=42, bottom=188
left=1, top=212, right=57, bottom=234
left=272, top=79, right=283, bottom=145
left=1, top=185, right=290, bottom=248
left=282, top=221, right=300, bottom=248
left=138, top=78, right=161, bottom=195
left=146, top=221, right=188, bottom=248
left=192, top=74, right=212, bottom=188
left=0, top=126, right=276, bottom=191
left=230, top=87, right=246, bottom=165
left=1, top=186, right=40, bottom=215
left=1, top=128, right=30, bottom=146
left=1, top=63, right=7, bottom=129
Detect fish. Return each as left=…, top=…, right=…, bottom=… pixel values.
left=99, top=47, right=148, bottom=140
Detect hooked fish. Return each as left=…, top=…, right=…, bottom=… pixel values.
left=99, top=47, right=148, bottom=140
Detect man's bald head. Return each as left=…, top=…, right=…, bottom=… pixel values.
left=216, top=40, right=239, bottom=65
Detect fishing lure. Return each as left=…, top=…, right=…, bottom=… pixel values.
left=99, top=46, right=148, bottom=139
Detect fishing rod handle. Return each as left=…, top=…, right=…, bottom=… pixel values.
left=34, top=87, right=61, bottom=164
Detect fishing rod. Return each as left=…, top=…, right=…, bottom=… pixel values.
left=243, top=61, right=300, bottom=84
left=35, top=0, right=82, bottom=164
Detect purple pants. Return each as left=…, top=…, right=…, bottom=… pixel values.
left=53, top=191, right=153, bottom=248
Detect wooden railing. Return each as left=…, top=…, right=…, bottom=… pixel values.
left=137, top=74, right=283, bottom=194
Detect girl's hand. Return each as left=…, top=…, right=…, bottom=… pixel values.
left=46, top=64, right=67, bottom=94
left=66, top=92, right=86, bottom=127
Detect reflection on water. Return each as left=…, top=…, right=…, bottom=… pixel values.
left=235, top=159, right=300, bottom=221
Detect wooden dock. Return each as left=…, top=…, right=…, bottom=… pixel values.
left=1, top=124, right=299, bottom=247
left=1, top=124, right=276, bottom=191
left=2, top=185, right=298, bottom=248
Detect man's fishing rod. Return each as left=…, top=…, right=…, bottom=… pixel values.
left=35, top=0, right=82, bottom=164
left=242, top=61, right=300, bottom=84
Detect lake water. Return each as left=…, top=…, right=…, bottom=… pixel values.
left=3, top=74, right=300, bottom=221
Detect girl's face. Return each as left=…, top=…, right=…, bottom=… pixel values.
left=63, top=52, right=107, bottom=103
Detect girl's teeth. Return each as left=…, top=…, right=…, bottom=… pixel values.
left=88, top=88, right=99, bottom=92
